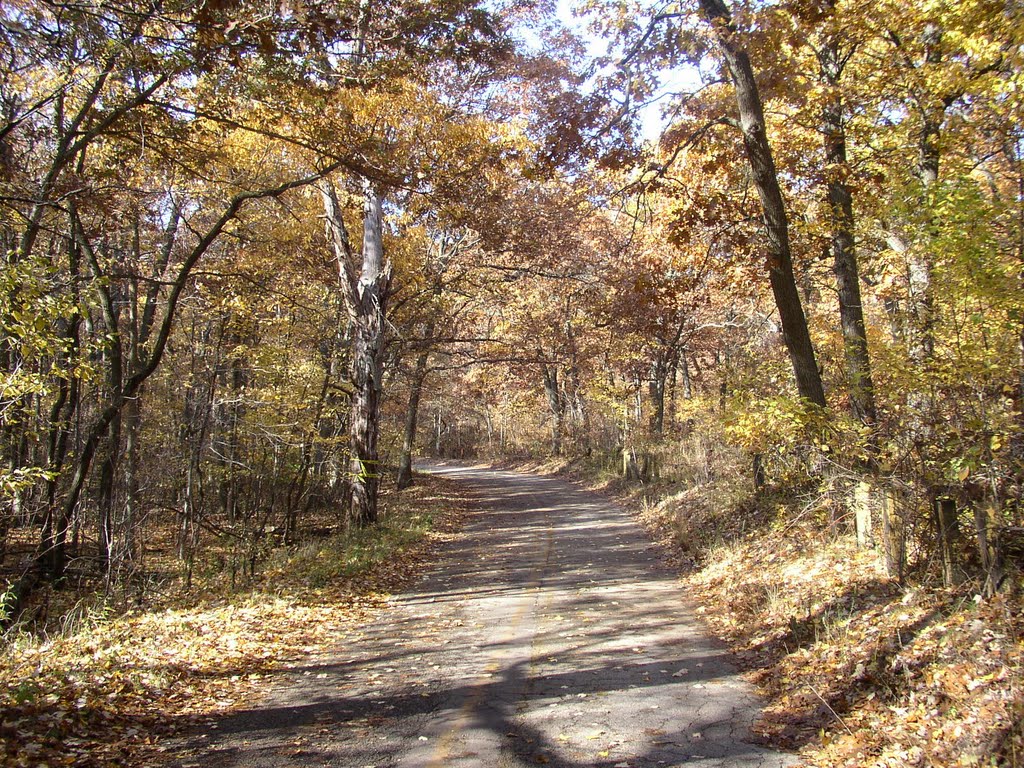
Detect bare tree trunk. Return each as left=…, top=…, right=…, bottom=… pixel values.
left=178, top=325, right=217, bottom=577
left=347, top=184, right=391, bottom=526
left=880, top=489, right=901, bottom=581
left=41, top=317, right=81, bottom=579
left=314, top=305, right=349, bottom=498
left=666, top=352, right=678, bottom=428
left=649, top=356, right=668, bottom=435
left=934, top=496, right=962, bottom=586
left=563, top=317, right=590, bottom=454
left=565, top=367, right=589, bottom=453
left=542, top=364, right=564, bottom=456
left=483, top=411, right=495, bottom=456
left=1016, top=143, right=1024, bottom=438
left=854, top=481, right=873, bottom=549
left=910, top=114, right=941, bottom=364
left=680, top=352, right=693, bottom=400
left=97, top=414, right=122, bottom=580
left=319, top=178, right=393, bottom=527
left=397, top=331, right=432, bottom=490
left=818, top=17, right=877, bottom=427
left=698, top=0, right=826, bottom=408
left=974, top=504, right=1003, bottom=596
left=118, top=393, right=141, bottom=585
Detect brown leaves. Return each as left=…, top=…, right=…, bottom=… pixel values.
left=0, top=475, right=471, bottom=768
left=677, top=523, right=1024, bottom=767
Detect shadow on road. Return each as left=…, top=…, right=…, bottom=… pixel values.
left=168, top=462, right=796, bottom=768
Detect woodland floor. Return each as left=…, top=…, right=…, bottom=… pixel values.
left=0, top=474, right=473, bottom=768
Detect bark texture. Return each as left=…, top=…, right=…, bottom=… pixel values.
left=320, top=179, right=393, bottom=527
left=396, top=323, right=433, bottom=490
left=348, top=187, right=390, bottom=526
left=542, top=364, right=564, bottom=456
left=819, top=25, right=877, bottom=427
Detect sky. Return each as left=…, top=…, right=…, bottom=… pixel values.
left=552, top=0, right=703, bottom=143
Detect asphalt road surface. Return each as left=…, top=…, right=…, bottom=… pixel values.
left=170, top=462, right=797, bottom=768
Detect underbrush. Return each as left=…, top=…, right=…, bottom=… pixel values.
left=687, top=524, right=1023, bottom=767
left=537, top=434, right=1024, bottom=768
left=0, top=475, right=470, bottom=768
left=262, top=506, right=437, bottom=588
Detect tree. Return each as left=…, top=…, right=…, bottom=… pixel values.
left=391, top=226, right=479, bottom=489
left=0, top=0, right=404, bottom=587
left=810, top=0, right=877, bottom=428
left=320, top=180, right=391, bottom=527
left=695, top=0, right=826, bottom=408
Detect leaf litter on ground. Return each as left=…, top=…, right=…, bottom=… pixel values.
left=0, top=474, right=471, bottom=768
left=630, top=488, right=1024, bottom=768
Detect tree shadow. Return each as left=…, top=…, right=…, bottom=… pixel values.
left=164, top=462, right=796, bottom=767
left=167, top=644, right=793, bottom=767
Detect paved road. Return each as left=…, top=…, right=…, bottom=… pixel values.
left=170, top=463, right=796, bottom=768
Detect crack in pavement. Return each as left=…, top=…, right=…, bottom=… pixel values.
left=168, top=462, right=798, bottom=768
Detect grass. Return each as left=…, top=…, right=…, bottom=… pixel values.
left=264, top=507, right=437, bottom=588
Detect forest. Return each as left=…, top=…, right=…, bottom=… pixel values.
left=1, top=0, right=1023, bottom=765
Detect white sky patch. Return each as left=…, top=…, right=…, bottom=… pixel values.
left=554, top=0, right=704, bottom=144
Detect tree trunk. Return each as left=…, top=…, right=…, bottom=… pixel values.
left=98, top=413, right=122, bottom=580
left=1018, top=323, right=1024, bottom=436
left=818, top=23, right=877, bottom=427
left=909, top=114, right=942, bottom=364
left=623, top=445, right=642, bottom=482
left=753, top=452, right=765, bottom=492
left=178, top=341, right=216, bottom=571
left=698, top=0, right=826, bottom=408
left=347, top=184, right=391, bottom=527
left=854, top=481, right=873, bottom=549
left=40, top=345, right=80, bottom=581
left=974, top=504, right=1003, bottom=596
left=880, top=488, right=903, bottom=583
left=542, top=363, right=564, bottom=456
left=397, top=333, right=432, bottom=490
left=319, top=178, right=393, bottom=528
left=934, top=496, right=962, bottom=587
left=1014, top=139, right=1024, bottom=439
left=564, top=333, right=590, bottom=454
left=680, top=352, right=693, bottom=400
left=118, top=392, right=141, bottom=582
left=649, top=356, right=667, bottom=435
left=901, top=24, right=952, bottom=375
